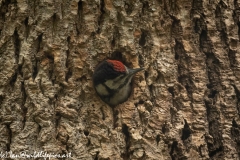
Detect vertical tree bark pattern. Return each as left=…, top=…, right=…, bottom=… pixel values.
left=0, top=0, right=240, bottom=159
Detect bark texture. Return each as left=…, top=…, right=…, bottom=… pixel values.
left=0, top=0, right=240, bottom=159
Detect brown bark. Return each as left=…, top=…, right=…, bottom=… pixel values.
left=0, top=0, right=240, bottom=159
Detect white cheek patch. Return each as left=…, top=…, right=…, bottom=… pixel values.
left=104, top=79, right=119, bottom=90
left=104, top=75, right=128, bottom=90
left=95, top=84, right=109, bottom=96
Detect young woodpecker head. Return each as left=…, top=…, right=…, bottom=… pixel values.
left=93, top=59, right=144, bottom=107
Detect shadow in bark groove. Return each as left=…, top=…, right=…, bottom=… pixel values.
left=110, top=51, right=123, bottom=62
left=113, top=108, right=119, bottom=129
left=84, top=130, right=89, bottom=136
left=238, top=22, right=240, bottom=42
left=200, top=31, right=221, bottom=89
left=10, top=29, right=21, bottom=86
left=46, top=53, right=54, bottom=83
left=181, top=119, right=191, bottom=141
left=140, top=0, right=149, bottom=15
left=94, top=151, right=99, bottom=160
left=205, top=100, right=223, bottom=158
left=21, top=82, right=27, bottom=129
left=52, top=13, right=59, bottom=37
left=156, top=134, right=160, bottom=146
left=209, top=146, right=223, bottom=158
left=111, top=26, right=120, bottom=48
left=125, top=1, right=134, bottom=15
left=97, top=0, right=105, bottom=34
left=139, top=29, right=147, bottom=47
left=6, top=124, right=12, bottom=151
left=65, top=36, right=72, bottom=82
left=171, top=17, right=182, bottom=41
left=232, top=85, right=240, bottom=114
left=200, top=28, right=224, bottom=158
left=0, top=0, right=12, bottom=22
left=24, top=17, right=30, bottom=39
left=65, top=50, right=72, bottom=82
left=32, top=63, right=38, bottom=80
left=0, top=95, right=4, bottom=105
left=86, top=139, right=91, bottom=146
left=121, top=124, right=131, bottom=160
left=13, top=29, right=20, bottom=64
left=162, top=122, right=168, bottom=134
left=77, top=0, right=83, bottom=35
left=208, top=90, right=217, bottom=99
left=174, top=40, right=195, bottom=102
left=231, top=119, right=240, bottom=154
left=10, top=72, right=18, bottom=87
left=169, top=141, right=177, bottom=160
left=32, top=34, right=42, bottom=79
left=168, top=86, right=174, bottom=97
left=100, top=107, right=106, bottom=120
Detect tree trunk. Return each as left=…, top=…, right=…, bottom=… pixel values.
left=0, top=0, right=240, bottom=159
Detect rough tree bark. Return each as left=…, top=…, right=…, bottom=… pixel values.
left=0, top=0, right=240, bottom=159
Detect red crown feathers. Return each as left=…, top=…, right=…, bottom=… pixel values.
left=106, top=60, right=126, bottom=72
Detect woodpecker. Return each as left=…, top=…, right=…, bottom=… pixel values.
left=93, top=59, right=143, bottom=107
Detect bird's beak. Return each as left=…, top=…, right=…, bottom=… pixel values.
left=128, top=68, right=144, bottom=76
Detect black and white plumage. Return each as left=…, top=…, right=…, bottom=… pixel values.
left=93, top=59, right=143, bottom=107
